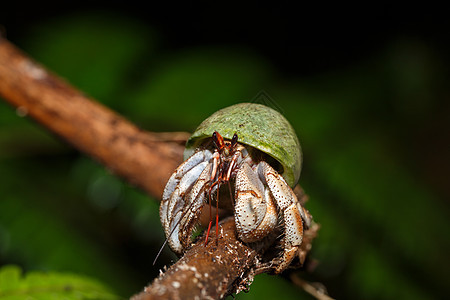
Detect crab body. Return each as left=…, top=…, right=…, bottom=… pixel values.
left=160, top=103, right=312, bottom=273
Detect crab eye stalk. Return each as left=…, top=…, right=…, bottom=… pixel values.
left=212, top=131, right=225, bottom=150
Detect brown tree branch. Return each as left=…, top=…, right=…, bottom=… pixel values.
left=132, top=213, right=320, bottom=300
left=0, top=38, right=187, bottom=198
left=0, top=38, right=318, bottom=299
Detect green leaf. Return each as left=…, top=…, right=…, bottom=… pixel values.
left=0, top=265, right=121, bottom=300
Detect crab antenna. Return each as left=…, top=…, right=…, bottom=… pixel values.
left=205, top=184, right=214, bottom=246
left=153, top=188, right=208, bottom=265
left=215, top=180, right=220, bottom=246
left=153, top=236, right=169, bottom=266
left=228, top=180, right=235, bottom=208
left=205, top=180, right=220, bottom=246
left=153, top=207, right=192, bottom=266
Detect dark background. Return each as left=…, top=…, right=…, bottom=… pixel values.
left=1, top=3, right=449, bottom=299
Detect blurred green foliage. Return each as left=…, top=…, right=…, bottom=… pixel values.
left=1, top=11, right=449, bottom=300
left=0, top=265, right=120, bottom=300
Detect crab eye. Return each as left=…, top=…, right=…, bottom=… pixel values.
left=231, top=133, right=238, bottom=146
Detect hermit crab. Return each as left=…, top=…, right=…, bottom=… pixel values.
left=159, top=103, right=312, bottom=273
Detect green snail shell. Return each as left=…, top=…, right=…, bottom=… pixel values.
left=184, top=103, right=302, bottom=187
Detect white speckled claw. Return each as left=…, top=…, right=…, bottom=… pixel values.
left=234, top=161, right=306, bottom=273
left=234, top=162, right=277, bottom=243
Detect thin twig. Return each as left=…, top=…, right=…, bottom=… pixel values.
left=290, top=274, right=335, bottom=300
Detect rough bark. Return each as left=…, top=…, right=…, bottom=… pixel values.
left=132, top=213, right=319, bottom=300
left=0, top=38, right=319, bottom=299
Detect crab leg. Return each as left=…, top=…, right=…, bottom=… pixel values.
left=258, top=161, right=304, bottom=273
left=161, top=150, right=212, bottom=224
left=178, top=163, right=212, bottom=250
left=160, top=150, right=212, bottom=253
